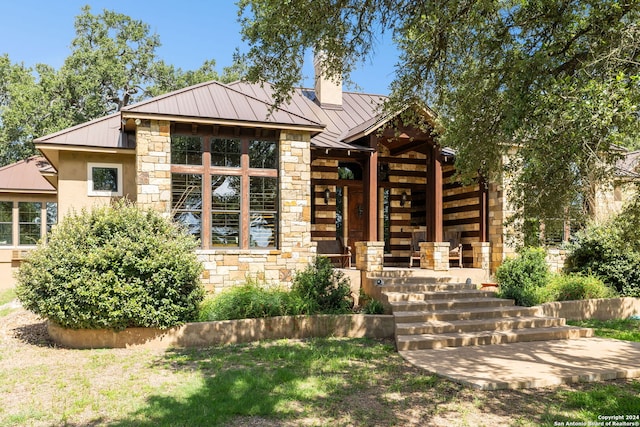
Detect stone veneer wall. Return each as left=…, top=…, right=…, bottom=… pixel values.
left=136, top=121, right=315, bottom=293
left=135, top=120, right=172, bottom=214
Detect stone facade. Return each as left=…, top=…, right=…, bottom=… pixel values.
left=546, top=248, right=567, bottom=273
left=136, top=122, right=315, bottom=293
left=135, top=120, right=172, bottom=215
left=199, top=130, right=315, bottom=293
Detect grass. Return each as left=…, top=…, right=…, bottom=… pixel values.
left=2, top=312, right=640, bottom=426
left=0, top=288, right=16, bottom=317
left=567, top=318, right=640, bottom=342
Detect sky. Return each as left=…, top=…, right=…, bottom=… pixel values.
left=0, top=1, right=399, bottom=95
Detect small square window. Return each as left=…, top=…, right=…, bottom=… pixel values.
left=88, top=163, right=123, bottom=196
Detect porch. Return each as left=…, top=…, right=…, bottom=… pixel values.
left=310, top=119, right=493, bottom=271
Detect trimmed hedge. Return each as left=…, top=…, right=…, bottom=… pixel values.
left=16, top=201, right=204, bottom=330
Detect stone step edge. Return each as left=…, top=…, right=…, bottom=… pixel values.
left=395, top=326, right=594, bottom=350
left=393, top=307, right=544, bottom=322
left=394, top=316, right=567, bottom=333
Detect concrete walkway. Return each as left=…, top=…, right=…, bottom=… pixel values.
left=400, top=337, right=640, bottom=390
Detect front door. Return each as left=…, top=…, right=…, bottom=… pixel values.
left=347, top=187, right=364, bottom=260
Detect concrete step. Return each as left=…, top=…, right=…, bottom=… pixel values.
left=394, top=305, right=543, bottom=323
left=380, top=282, right=477, bottom=293
left=370, top=276, right=457, bottom=286
left=395, top=316, right=566, bottom=335
left=384, top=289, right=496, bottom=302
left=396, top=326, right=594, bottom=351
left=390, top=298, right=515, bottom=313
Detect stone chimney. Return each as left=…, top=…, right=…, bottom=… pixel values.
left=314, top=52, right=343, bottom=109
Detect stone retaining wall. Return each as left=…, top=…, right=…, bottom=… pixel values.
left=538, top=297, right=640, bottom=321
left=48, top=314, right=395, bottom=350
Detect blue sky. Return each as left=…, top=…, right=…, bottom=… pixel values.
left=0, top=1, right=398, bottom=95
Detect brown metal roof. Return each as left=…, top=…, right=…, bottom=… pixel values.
left=0, top=156, right=56, bottom=193
left=229, top=81, right=385, bottom=151
left=122, top=80, right=324, bottom=130
left=34, top=113, right=126, bottom=149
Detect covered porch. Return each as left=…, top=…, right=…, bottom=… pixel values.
left=310, top=118, right=491, bottom=273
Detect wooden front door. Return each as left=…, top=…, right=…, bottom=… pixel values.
left=347, top=187, right=365, bottom=254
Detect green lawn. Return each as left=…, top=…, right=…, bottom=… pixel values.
left=2, top=311, right=640, bottom=426
left=568, top=318, right=640, bottom=342
left=0, top=288, right=16, bottom=317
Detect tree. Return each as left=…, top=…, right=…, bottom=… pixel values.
left=238, top=0, right=640, bottom=226
left=0, top=6, right=242, bottom=166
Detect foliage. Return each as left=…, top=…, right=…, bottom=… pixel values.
left=197, top=279, right=304, bottom=321
left=357, top=289, right=385, bottom=314
left=0, top=6, right=241, bottom=166
left=15, top=201, right=204, bottom=330
left=496, top=247, right=550, bottom=306
left=291, top=256, right=353, bottom=314
left=568, top=318, right=640, bottom=342
left=238, top=0, right=640, bottom=227
left=565, top=197, right=640, bottom=297
left=543, top=274, right=618, bottom=302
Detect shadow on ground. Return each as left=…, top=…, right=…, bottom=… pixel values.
left=105, top=338, right=462, bottom=426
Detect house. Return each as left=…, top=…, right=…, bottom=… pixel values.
left=1, top=62, right=635, bottom=292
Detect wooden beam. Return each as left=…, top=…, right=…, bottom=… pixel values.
left=426, top=145, right=443, bottom=242
left=479, top=176, right=489, bottom=242
left=364, top=136, right=378, bottom=241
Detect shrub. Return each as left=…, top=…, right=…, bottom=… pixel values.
left=544, top=274, right=618, bottom=301
left=362, top=298, right=385, bottom=314
left=291, top=256, right=353, bottom=314
left=495, top=247, right=550, bottom=306
left=565, top=223, right=640, bottom=297
left=198, top=279, right=304, bottom=321
left=16, top=201, right=204, bottom=330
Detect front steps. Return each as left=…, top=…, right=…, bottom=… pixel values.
left=377, top=273, right=593, bottom=352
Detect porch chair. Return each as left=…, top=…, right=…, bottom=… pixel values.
left=446, top=230, right=463, bottom=268
left=408, top=229, right=427, bottom=268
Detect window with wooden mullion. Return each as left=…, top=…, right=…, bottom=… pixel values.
left=171, top=134, right=278, bottom=250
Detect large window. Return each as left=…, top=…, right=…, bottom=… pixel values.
left=0, top=201, right=57, bottom=246
left=171, top=134, right=278, bottom=249
left=19, top=202, right=42, bottom=245
left=0, top=202, right=12, bottom=245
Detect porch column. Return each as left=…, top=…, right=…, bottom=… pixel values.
left=426, top=145, right=443, bottom=242
left=479, top=175, right=489, bottom=242
left=471, top=242, right=491, bottom=271
left=355, top=241, right=385, bottom=272
left=363, top=143, right=378, bottom=241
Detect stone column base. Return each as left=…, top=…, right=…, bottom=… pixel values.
left=355, top=241, right=385, bottom=272
left=471, top=242, right=491, bottom=271
left=420, top=242, right=450, bottom=271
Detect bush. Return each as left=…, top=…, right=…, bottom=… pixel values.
left=543, top=274, right=618, bottom=301
left=198, top=279, right=304, bottom=321
left=362, top=298, right=385, bottom=314
left=495, top=247, right=550, bottom=306
left=565, top=223, right=640, bottom=297
left=291, top=257, right=353, bottom=314
left=16, top=201, right=204, bottom=330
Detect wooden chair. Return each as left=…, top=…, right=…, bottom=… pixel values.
left=409, top=230, right=427, bottom=268
left=446, top=231, right=463, bottom=268
left=316, top=239, right=352, bottom=268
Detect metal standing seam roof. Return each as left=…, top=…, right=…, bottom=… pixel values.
left=229, top=81, right=386, bottom=151
left=34, top=113, right=126, bottom=149
left=0, top=156, right=56, bottom=193
left=121, top=80, right=325, bottom=130
left=34, top=79, right=394, bottom=152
